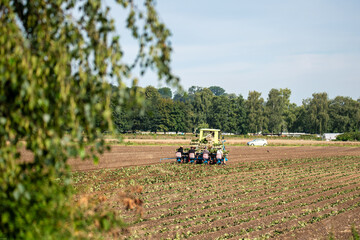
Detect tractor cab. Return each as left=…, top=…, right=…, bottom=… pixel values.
left=190, top=128, right=224, bottom=150
left=199, top=129, right=221, bottom=145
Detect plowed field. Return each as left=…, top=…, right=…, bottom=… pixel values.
left=68, top=145, right=360, bottom=239
left=64, top=145, right=360, bottom=171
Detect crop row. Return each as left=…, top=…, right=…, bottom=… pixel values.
left=140, top=157, right=360, bottom=209
left=70, top=155, right=360, bottom=239
left=142, top=165, right=337, bottom=201
left=139, top=174, right=360, bottom=228
left=121, top=157, right=359, bottom=215
left=141, top=169, right=351, bottom=211
left=136, top=182, right=360, bottom=239
left=72, top=155, right=359, bottom=193
left=141, top=172, right=356, bottom=221
left=150, top=189, right=360, bottom=239
left=224, top=195, right=360, bottom=240
left=137, top=157, right=357, bottom=207
left=126, top=157, right=360, bottom=238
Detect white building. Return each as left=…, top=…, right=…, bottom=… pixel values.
left=323, top=133, right=342, bottom=141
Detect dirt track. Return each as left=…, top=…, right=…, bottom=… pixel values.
left=117, top=138, right=360, bottom=146
left=65, top=145, right=360, bottom=171
left=17, top=139, right=360, bottom=171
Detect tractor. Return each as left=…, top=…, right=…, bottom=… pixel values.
left=191, top=128, right=222, bottom=149
left=178, top=129, right=229, bottom=165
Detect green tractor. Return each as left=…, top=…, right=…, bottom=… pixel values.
left=164, top=129, right=228, bottom=164
left=191, top=128, right=222, bottom=149
left=188, top=128, right=228, bottom=164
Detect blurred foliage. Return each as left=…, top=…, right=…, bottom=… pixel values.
left=158, top=87, right=172, bottom=99
left=209, top=86, right=225, bottom=96
left=0, top=0, right=177, bottom=238
left=351, top=225, right=360, bottom=240
left=336, top=132, right=360, bottom=141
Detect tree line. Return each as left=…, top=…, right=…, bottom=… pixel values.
left=111, top=86, right=360, bottom=134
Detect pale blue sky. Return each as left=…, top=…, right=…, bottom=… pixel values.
left=112, top=0, right=360, bottom=104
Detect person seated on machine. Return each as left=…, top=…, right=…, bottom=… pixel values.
left=176, top=146, right=184, bottom=163
left=188, top=147, right=196, bottom=163
left=202, top=146, right=210, bottom=164
left=216, top=148, right=224, bottom=165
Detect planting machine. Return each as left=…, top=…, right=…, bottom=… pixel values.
left=161, top=129, right=229, bottom=165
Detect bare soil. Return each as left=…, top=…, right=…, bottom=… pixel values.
left=18, top=142, right=360, bottom=239
left=18, top=143, right=360, bottom=171
left=115, top=138, right=360, bottom=146
left=63, top=145, right=360, bottom=171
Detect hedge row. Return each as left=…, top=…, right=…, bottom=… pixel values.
left=336, top=132, right=360, bottom=141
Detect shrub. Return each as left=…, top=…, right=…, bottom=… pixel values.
left=336, top=132, right=360, bottom=141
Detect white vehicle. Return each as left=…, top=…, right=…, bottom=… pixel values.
left=247, top=138, right=268, bottom=146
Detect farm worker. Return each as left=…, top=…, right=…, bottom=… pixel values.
left=216, top=149, right=223, bottom=158
left=203, top=146, right=210, bottom=164
left=188, top=147, right=196, bottom=163
left=216, top=149, right=223, bottom=164
left=176, top=146, right=184, bottom=155
left=176, top=146, right=184, bottom=163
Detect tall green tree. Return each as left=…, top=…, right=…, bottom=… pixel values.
left=208, top=95, right=241, bottom=133
left=157, top=98, right=173, bottom=132
left=143, top=86, right=162, bottom=132
left=188, top=86, right=203, bottom=95
left=111, top=86, right=145, bottom=133
left=171, top=101, right=191, bottom=132
left=0, top=0, right=177, bottom=238
left=173, top=90, right=189, bottom=102
left=222, top=95, right=246, bottom=133
left=158, top=87, right=172, bottom=99
left=265, top=88, right=292, bottom=133
left=187, top=86, right=203, bottom=102
left=246, top=91, right=265, bottom=133
left=209, top=86, right=226, bottom=96
left=192, top=88, right=214, bottom=128
left=284, top=103, right=298, bottom=132
left=156, top=98, right=190, bottom=133
left=290, top=103, right=307, bottom=132
left=307, top=93, right=330, bottom=134
left=209, top=95, right=230, bottom=131
left=265, top=89, right=283, bottom=134
left=328, top=96, right=360, bottom=132
left=233, top=95, right=248, bottom=134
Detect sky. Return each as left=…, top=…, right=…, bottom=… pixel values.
left=111, top=0, right=360, bottom=105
